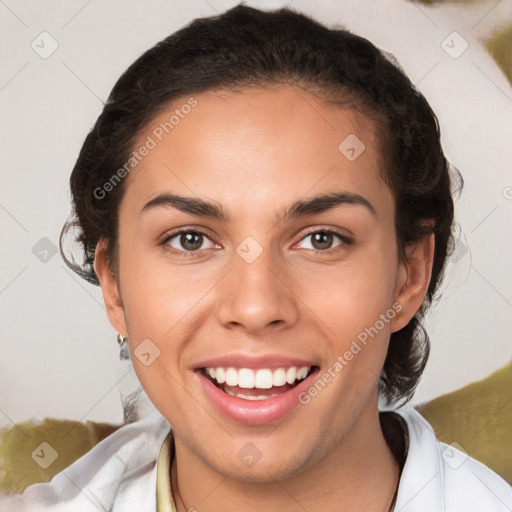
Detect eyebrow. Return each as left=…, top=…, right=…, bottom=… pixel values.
left=140, top=191, right=376, bottom=221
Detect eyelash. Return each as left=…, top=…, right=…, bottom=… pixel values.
left=160, top=227, right=353, bottom=257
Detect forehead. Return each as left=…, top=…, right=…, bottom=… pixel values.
left=122, top=85, right=391, bottom=219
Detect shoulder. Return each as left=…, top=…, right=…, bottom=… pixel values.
left=393, top=407, right=512, bottom=511
left=0, top=412, right=170, bottom=512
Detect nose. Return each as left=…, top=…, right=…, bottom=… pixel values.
left=215, top=241, right=299, bottom=335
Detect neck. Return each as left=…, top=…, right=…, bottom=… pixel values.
left=171, top=399, right=400, bottom=512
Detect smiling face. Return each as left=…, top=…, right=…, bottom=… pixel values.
left=95, top=84, right=432, bottom=482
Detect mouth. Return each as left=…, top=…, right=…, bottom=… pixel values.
left=200, top=365, right=317, bottom=400
left=194, top=363, right=320, bottom=425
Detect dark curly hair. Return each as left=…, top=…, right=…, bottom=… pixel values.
left=60, top=4, right=461, bottom=406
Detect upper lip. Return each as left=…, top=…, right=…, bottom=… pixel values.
left=193, top=353, right=318, bottom=370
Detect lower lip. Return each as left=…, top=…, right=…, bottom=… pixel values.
left=195, top=369, right=319, bottom=426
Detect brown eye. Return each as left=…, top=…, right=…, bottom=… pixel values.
left=179, top=232, right=203, bottom=251
left=163, top=229, right=217, bottom=254
left=296, top=229, right=351, bottom=253
left=310, top=232, right=334, bottom=251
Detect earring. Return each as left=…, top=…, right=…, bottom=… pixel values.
left=117, top=333, right=129, bottom=360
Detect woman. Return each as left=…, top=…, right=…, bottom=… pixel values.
left=3, top=4, right=511, bottom=511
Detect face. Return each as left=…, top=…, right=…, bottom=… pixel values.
left=96, top=85, right=431, bottom=482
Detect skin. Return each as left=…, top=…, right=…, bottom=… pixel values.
left=94, top=84, right=434, bottom=511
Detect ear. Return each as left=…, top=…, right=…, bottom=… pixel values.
left=94, top=238, right=128, bottom=336
left=390, top=233, right=435, bottom=333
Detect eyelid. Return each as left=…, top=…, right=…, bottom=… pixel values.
left=297, top=225, right=353, bottom=240
left=292, top=226, right=353, bottom=251
left=160, top=226, right=220, bottom=253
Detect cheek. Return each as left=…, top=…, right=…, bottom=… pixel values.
left=118, top=237, right=206, bottom=337
left=118, top=244, right=218, bottom=407
left=304, top=246, right=398, bottom=341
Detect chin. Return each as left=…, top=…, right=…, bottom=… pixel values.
left=202, top=441, right=320, bottom=484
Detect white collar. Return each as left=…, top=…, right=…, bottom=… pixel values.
left=393, top=407, right=512, bottom=511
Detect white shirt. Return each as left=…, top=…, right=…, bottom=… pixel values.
left=1, top=408, right=511, bottom=511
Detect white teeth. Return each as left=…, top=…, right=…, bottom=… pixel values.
left=224, top=389, right=280, bottom=400
left=297, top=367, right=309, bottom=380
left=216, top=367, right=226, bottom=384
left=273, top=368, right=287, bottom=387
left=255, top=369, right=273, bottom=389
left=238, top=368, right=255, bottom=389
left=225, top=368, right=238, bottom=386
left=286, top=367, right=297, bottom=384
left=205, top=366, right=311, bottom=389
